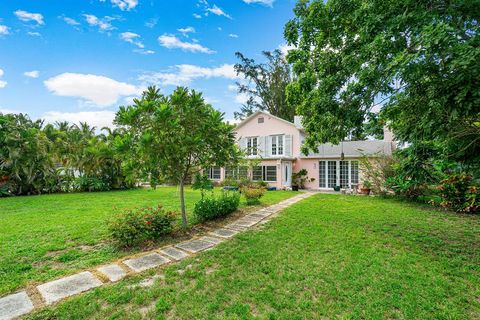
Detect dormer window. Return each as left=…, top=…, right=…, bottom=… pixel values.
left=258, top=117, right=264, bottom=123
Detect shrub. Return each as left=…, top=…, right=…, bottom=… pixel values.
left=74, top=176, right=110, bottom=192
left=109, top=205, right=176, bottom=247
left=438, top=173, right=479, bottom=213
left=241, top=186, right=266, bottom=205
left=193, top=191, right=240, bottom=222
left=192, top=174, right=214, bottom=198
left=292, top=169, right=315, bottom=189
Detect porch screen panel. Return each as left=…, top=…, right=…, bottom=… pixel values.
left=351, top=161, right=359, bottom=185
left=327, top=161, right=337, bottom=188
left=340, top=161, right=349, bottom=188
left=319, top=161, right=326, bottom=188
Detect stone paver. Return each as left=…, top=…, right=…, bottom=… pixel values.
left=224, top=223, right=248, bottom=231
left=97, top=264, right=127, bottom=282
left=233, top=219, right=258, bottom=227
left=159, top=247, right=189, bottom=261
left=0, top=291, right=34, bottom=320
left=175, top=239, right=215, bottom=253
left=37, top=271, right=102, bottom=305
left=209, top=228, right=238, bottom=238
left=199, top=236, right=223, bottom=244
left=248, top=213, right=267, bottom=219
left=123, top=253, right=170, bottom=272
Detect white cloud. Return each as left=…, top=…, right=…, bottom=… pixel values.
left=111, top=0, right=138, bottom=11
left=27, top=32, right=41, bottom=37
left=120, top=32, right=144, bottom=48
left=42, top=111, right=116, bottom=129
left=0, top=108, right=21, bottom=114
left=235, top=92, right=249, bottom=104
left=206, top=5, right=232, bottom=19
left=158, top=34, right=215, bottom=54
left=134, top=49, right=155, bottom=55
left=229, top=33, right=238, bottom=38
left=177, top=27, right=195, bottom=35
left=44, top=73, right=140, bottom=106
left=242, top=0, right=275, bottom=6
left=0, top=69, right=7, bottom=88
left=14, top=10, right=45, bottom=25
left=0, top=25, right=10, bottom=35
left=24, top=70, right=40, bottom=78
left=145, top=18, right=158, bottom=28
left=278, top=43, right=295, bottom=56
left=139, top=64, right=237, bottom=86
left=83, top=14, right=115, bottom=31
left=193, top=13, right=202, bottom=19
left=227, top=84, right=237, bottom=91
left=62, top=17, right=80, bottom=26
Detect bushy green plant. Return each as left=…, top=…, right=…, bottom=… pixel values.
left=74, top=176, right=110, bottom=192
left=438, top=173, right=479, bottom=213
left=220, top=177, right=240, bottom=188
left=193, top=191, right=240, bottom=222
left=292, top=169, right=315, bottom=189
left=240, top=186, right=266, bottom=205
left=109, top=205, right=176, bottom=247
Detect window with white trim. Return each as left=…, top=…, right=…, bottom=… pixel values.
left=319, top=160, right=359, bottom=189
left=246, top=137, right=258, bottom=156
left=271, top=135, right=284, bottom=156
left=252, top=165, right=277, bottom=182
left=208, top=167, right=221, bottom=180
left=225, top=166, right=248, bottom=179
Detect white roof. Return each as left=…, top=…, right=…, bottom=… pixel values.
left=301, top=140, right=394, bottom=158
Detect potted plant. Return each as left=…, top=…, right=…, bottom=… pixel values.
left=333, top=185, right=341, bottom=192
left=292, top=169, right=315, bottom=191
left=361, top=180, right=372, bottom=195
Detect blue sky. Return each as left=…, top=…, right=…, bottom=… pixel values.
left=0, top=0, right=296, bottom=127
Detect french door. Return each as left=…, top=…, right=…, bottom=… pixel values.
left=319, top=160, right=359, bottom=189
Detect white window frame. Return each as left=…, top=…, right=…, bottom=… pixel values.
left=252, top=165, right=277, bottom=182
left=247, top=137, right=258, bottom=156
left=208, top=167, right=221, bottom=180
left=319, top=160, right=359, bottom=189
left=271, top=135, right=284, bottom=156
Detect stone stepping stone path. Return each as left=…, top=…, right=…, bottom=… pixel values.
left=159, top=247, right=189, bottom=261
left=175, top=239, right=216, bottom=253
left=123, top=253, right=170, bottom=272
left=0, top=292, right=34, bottom=320
left=0, top=192, right=314, bottom=319
left=37, top=271, right=103, bottom=305
left=97, top=264, right=127, bottom=282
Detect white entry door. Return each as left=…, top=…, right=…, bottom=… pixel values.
left=282, top=161, right=292, bottom=187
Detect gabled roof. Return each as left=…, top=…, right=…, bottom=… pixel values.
left=235, top=111, right=300, bottom=130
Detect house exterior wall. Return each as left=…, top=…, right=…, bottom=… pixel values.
left=213, top=111, right=393, bottom=191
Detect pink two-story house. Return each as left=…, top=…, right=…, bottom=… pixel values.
left=207, top=111, right=394, bottom=190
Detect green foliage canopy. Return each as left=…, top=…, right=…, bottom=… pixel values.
left=285, top=0, right=480, bottom=163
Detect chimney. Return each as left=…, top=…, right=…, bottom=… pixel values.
left=383, top=125, right=394, bottom=142
left=294, top=116, right=303, bottom=128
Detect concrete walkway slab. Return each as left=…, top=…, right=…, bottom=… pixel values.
left=97, top=264, right=126, bottom=282
left=0, top=291, right=34, bottom=320
left=159, top=247, right=189, bottom=261
left=199, top=236, right=223, bottom=244
left=209, top=228, right=238, bottom=238
left=175, top=239, right=215, bottom=253
left=224, top=223, right=248, bottom=231
left=123, top=253, right=170, bottom=273
left=37, top=272, right=102, bottom=305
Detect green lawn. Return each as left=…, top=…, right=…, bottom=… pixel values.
left=0, top=187, right=298, bottom=296
left=27, top=194, right=480, bottom=319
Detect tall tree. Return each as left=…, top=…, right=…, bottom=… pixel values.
left=234, top=49, right=295, bottom=121
left=284, top=0, right=480, bottom=164
left=115, top=86, right=240, bottom=228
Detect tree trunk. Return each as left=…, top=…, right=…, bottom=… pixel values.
left=179, top=178, right=187, bottom=229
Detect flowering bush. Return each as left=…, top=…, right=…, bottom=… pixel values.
left=109, top=205, right=177, bottom=247
left=240, top=186, right=266, bottom=205
left=194, top=191, right=240, bottom=222
left=438, top=173, right=479, bottom=213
